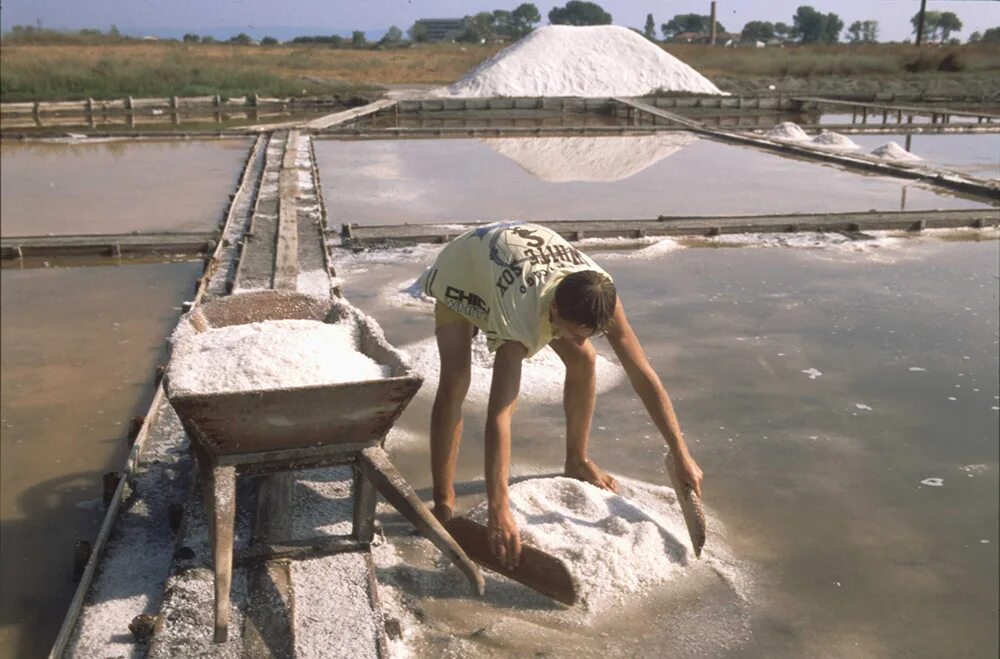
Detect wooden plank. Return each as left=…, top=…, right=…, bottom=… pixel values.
left=341, top=209, right=999, bottom=247
left=359, top=447, right=485, bottom=596
left=305, top=99, right=396, bottom=130
left=242, top=560, right=296, bottom=658
left=443, top=516, right=578, bottom=606
left=273, top=131, right=299, bottom=290
left=1, top=232, right=218, bottom=258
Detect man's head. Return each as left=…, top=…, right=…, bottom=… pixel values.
left=551, top=270, right=617, bottom=342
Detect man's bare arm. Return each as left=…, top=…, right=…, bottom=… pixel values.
left=485, top=340, right=527, bottom=569
left=605, top=300, right=704, bottom=496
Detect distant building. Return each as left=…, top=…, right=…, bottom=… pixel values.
left=414, top=18, right=467, bottom=43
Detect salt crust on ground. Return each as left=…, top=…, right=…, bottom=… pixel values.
left=168, top=319, right=389, bottom=395
left=401, top=332, right=626, bottom=406
left=293, top=554, right=379, bottom=659
left=870, top=141, right=922, bottom=161
left=443, top=25, right=723, bottom=98
left=467, top=477, right=692, bottom=611
left=485, top=133, right=698, bottom=182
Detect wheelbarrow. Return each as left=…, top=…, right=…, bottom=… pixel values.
left=164, top=290, right=484, bottom=642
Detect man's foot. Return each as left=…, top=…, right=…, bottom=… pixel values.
left=564, top=458, right=618, bottom=493
left=431, top=502, right=454, bottom=524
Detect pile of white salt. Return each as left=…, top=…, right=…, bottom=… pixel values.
left=809, top=130, right=860, bottom=151
left=870, top=141, right=922, bottom=161
left=167, top=319, right=389, bottom=396
left=466, top=476, right=695, bottom=610
left=763, top=122, right=810, bottom=142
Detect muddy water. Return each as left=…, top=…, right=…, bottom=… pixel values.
left=314, top=137, right=990, bottom=227
left=0, top=260, right=201, bottom=659
left=0, top=139, right=250, bottom=236
left=331, top=232, right=999, bottom=658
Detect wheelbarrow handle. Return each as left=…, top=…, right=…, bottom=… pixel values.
left=359, top=447, right=485, bottom=596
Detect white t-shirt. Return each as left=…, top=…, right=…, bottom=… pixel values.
left=419, top=222, right=611, bottom=357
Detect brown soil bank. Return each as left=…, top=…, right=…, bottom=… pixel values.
left=1, top=41, right=998, bottom=101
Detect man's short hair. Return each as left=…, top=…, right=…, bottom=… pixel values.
left=554, top=270, right=617, bottom=334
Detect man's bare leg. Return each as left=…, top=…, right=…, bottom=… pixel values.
left=430, top=317, right=475, bottom=522
left=550, top=337, right=618, bottom=492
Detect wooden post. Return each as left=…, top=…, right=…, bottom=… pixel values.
left=125, top=96, right=134, bottom=111
left=210, top=465, right=236, bottom=643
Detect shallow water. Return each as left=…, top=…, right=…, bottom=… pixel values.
left=0, top=139, right=251, bottom=236
left=0, top=260, right=201, bottom=659
left=314, top=137, right=989, bottom=227
left=332, top=232, right=999, bottom=658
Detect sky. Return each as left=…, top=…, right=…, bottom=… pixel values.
left=1, top=1, right=998, bottom=42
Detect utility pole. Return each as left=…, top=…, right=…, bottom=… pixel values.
left=915, top=0, right=927, bottom=46
left=710, top=1, right=717, bottom=45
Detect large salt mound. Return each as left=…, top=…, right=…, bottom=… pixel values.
left=485, top=133, right=698, bottom=182
left=445, top=25, right=723, bottom=98
left=467, top=476, right=695, bottom=610
left=167, top=319, right=389, bottom=395
left=763, top=121, right=810, bottom=142
left=870, top=141, right=922, bottom=161
left=809, top=130, right=860, bottom=151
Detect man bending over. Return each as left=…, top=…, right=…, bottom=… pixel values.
left=420, top=222, right=703, bottom=569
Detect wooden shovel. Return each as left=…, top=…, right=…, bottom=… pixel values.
left=665, top=451, right=707, bottom=557
left=444, top=516, right=578, bottom=606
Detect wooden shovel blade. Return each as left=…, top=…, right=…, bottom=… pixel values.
left=443, top=516, right=578, bottom=606
left=665, top=452, right=707, bottom=558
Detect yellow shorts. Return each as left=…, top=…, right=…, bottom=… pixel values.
left=434, top=302, right=481, bottom=336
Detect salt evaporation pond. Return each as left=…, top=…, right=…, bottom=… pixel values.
left=0, top=139, right=251, bottom=236
left=0, top=260, right=202, bottom=659
left=314, top=137, right=989, bottom=226
left=847, top=132, right=1000, bottom=179
left=331, top=231, right=999, bottom=657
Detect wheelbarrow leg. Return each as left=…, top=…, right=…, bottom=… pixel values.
left=359, top=447, right=484, bottom=596
left=352, top=460, right=377, bottom=544
left=210, top=465, right=236, bottom=643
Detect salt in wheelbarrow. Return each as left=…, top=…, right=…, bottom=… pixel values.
left=165, top=291, right=484, bottom=642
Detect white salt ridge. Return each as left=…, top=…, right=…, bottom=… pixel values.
left=593, top=236, right=685, bottom=261
left=293, top=555, right=380, bottom=659
left=467, top=477, right=694, bottom=611
left=485, top=133, right=698, bottom=182
left=921, top=477, right=944, bottom=487
left=401, top=332, right=626, bottom=407
left=870, top=141, right=922, bottom=161
left=802, top=368, right=822, bottom=379
left=168, top=319, right=389, bottom=395
left=444, top=25, right=723, bottom=98
left=763, top=122, right=810, bottom=142
left=809, top=130, right=860, bottom=151
left=296, top=269, right=333, bottom=298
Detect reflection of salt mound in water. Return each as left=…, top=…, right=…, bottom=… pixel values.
left=870, top=141, right=922, bottom=161
left=809, top=130, right=860, bottom=150
left=401, top=333, right=625, bottom=407
left=763, top=121, right=810, bottom=141
left=486, top=133, right=698, bottom=182
left=467, top=477, right=705, bottom=610
left=444, top=25, right=724, bottom=97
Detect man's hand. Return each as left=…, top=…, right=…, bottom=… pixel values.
left=674, top=451, right=704, bottom=498
left=487, top=505, right=522, bottom=570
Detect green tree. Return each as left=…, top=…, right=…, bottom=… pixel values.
left=260, top=36, right=278, bottom=45
left=229, top=32, right=252, bottom=44
left=511, top=3, right=541, bottom=38
left=201, top=35, right=216, bottom=44
left=823, top=13, right=844, bottom=43
left=980, top=26, right=1000, bottom=43
left=937, top=11, right=963, bottom=41
left=847, top=20, right=878, bottom=43
left=968, top=30, right=981, bottom=43
left=408, top=22, right=428, bottom=42
left=381, top=25, right=403, bottom=44
left=548, top=1, right=612, bottom=26
left=459, top=12, right=495, bottom=42
left=661, top=13, right=724, bottom=40
left=182, top=33, right=200, bottom=43
left=774, top=22, right=793, bottom=41
left=351, top=30, right=366, bottom=47
left=793, top=6, right=841, bottom=43
left=741, top=20, right=775, bottom=42
left=643, top=13, right=656, bottom=40
left=492, top=9, right=513, bottom=36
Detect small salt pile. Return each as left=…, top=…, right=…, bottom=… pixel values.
left=168, top=319, right=389, bottom=395
left=444, top=25, right=723, bottom=98
left=467, top=476, right=693, bottom=610
left=870, top=141, right=922, bottom=161
left=809, top=130, right=860, bottom=151
left=763, top=122, right=810, bottom=142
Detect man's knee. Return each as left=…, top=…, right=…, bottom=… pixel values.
left=437, top=364, right=472, bottom=401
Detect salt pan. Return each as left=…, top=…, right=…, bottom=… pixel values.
left=168, top=319, right=389, bottom=395
left=443, top=25, right=723, bottom=98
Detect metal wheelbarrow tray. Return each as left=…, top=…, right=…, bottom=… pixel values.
left=163, top=291, right=483, bottom=643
